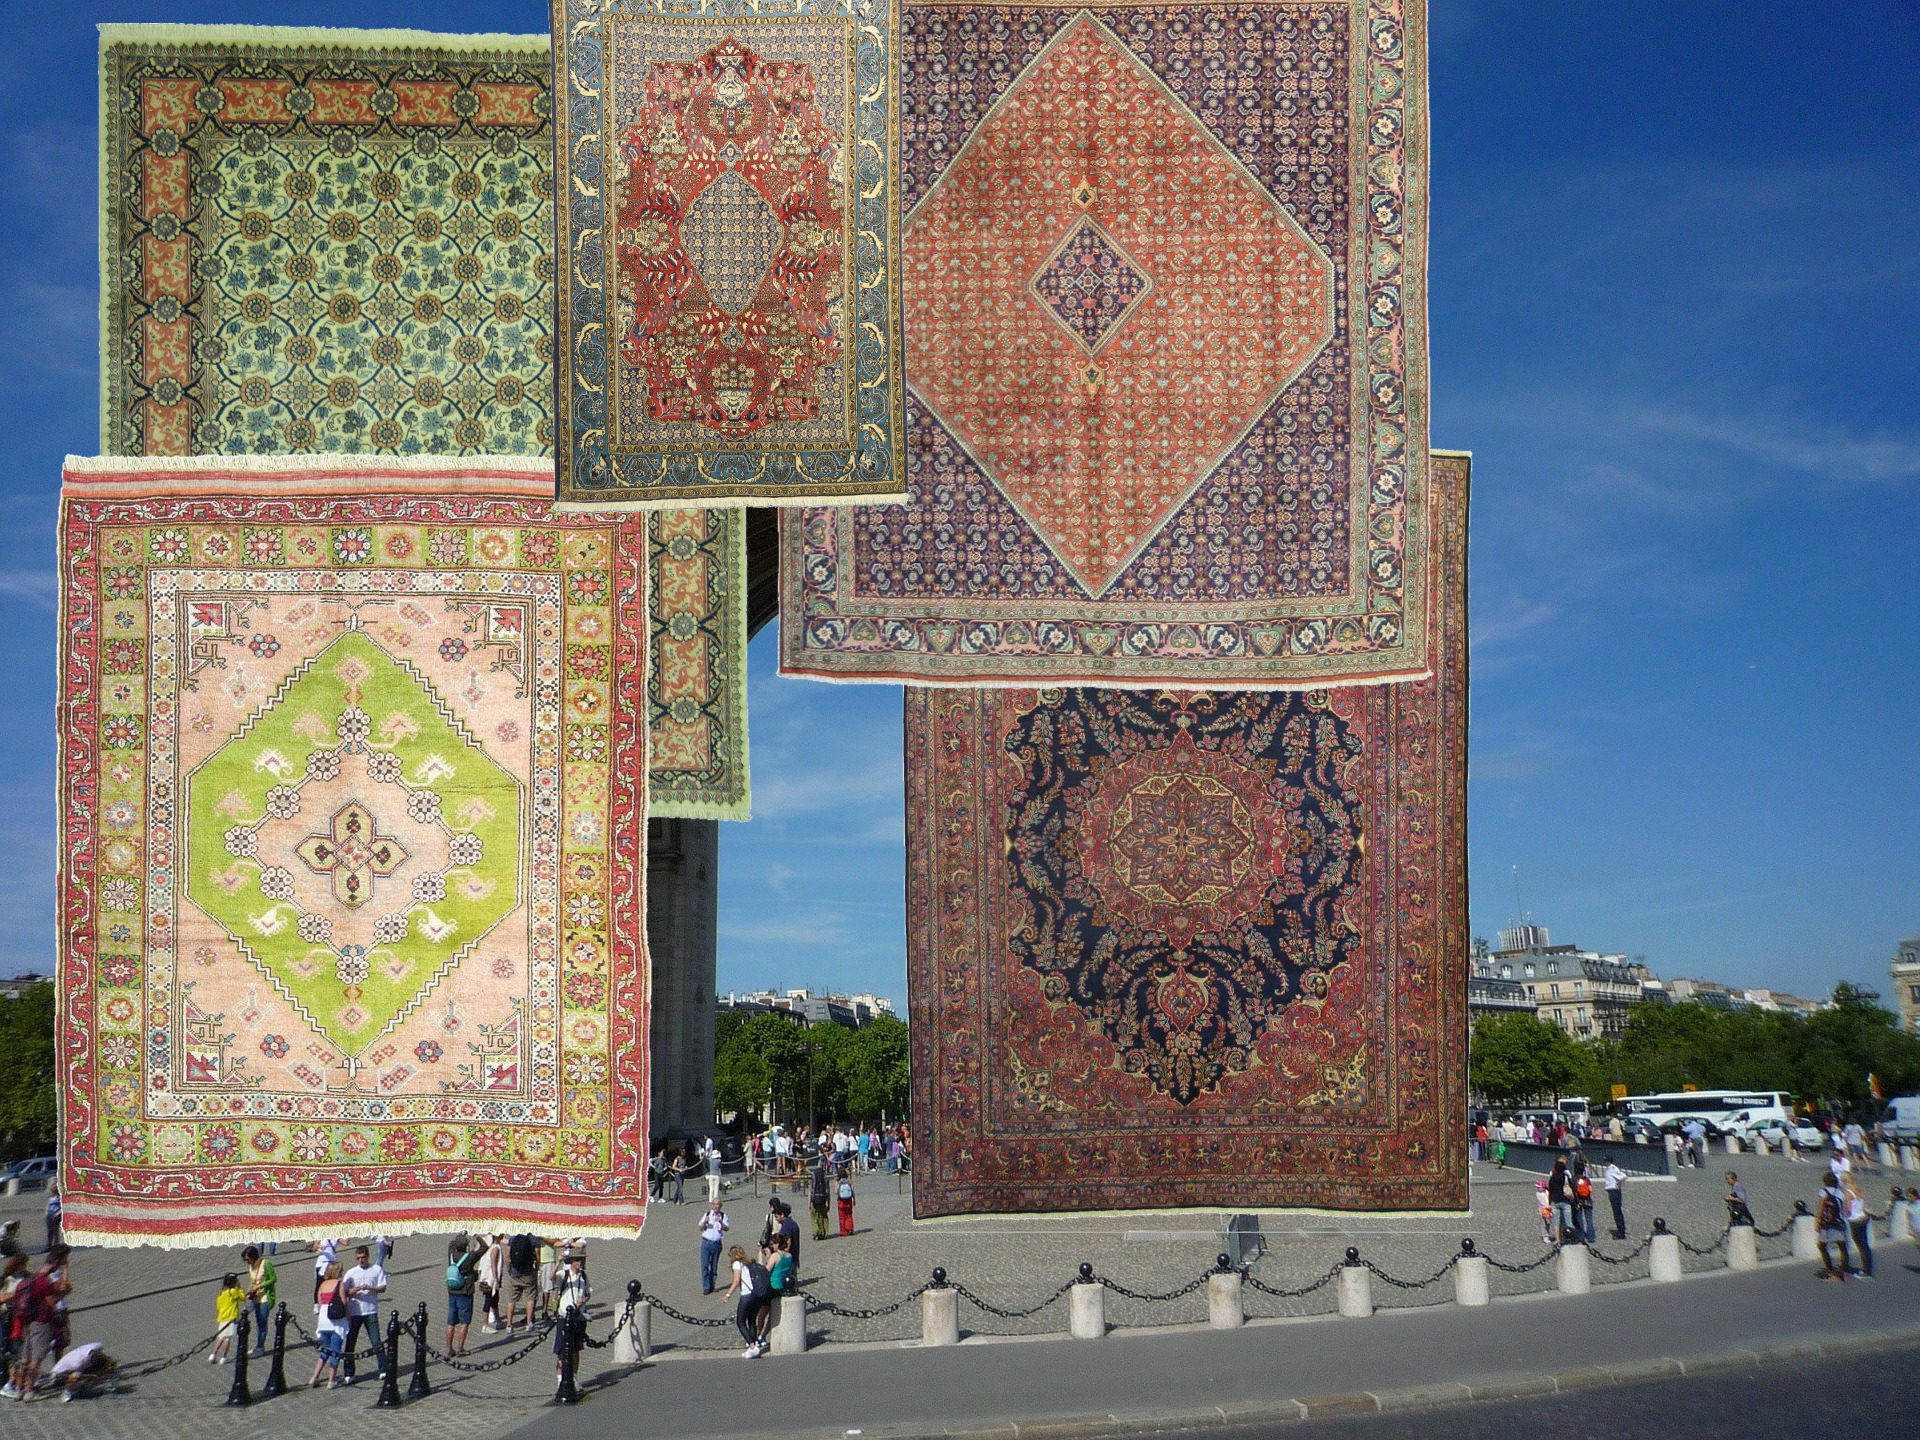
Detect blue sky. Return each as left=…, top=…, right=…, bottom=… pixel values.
left=1, top=3, right=1915, bottom=1009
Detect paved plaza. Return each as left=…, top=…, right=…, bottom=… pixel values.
left=3, top=1146, right=1913, bottom=1439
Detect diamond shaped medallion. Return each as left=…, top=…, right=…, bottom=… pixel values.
left=1029, top=218, right=1151, bottom=354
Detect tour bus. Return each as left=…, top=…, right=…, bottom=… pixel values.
left=1618, top=1090, right=1793, bottom=1139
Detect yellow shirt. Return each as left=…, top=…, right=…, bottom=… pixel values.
left=216, top=1286, right=246, bottom=1325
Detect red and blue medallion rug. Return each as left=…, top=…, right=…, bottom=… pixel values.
left=784, top=1, right=1431, bottom=688
left=905, top=453, right=1466, bottom=1216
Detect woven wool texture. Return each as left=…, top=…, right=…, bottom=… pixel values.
left=905, top=452, right=1467, bottom=1217
left=58, top=455, right=650, bottom=1245
left=782, top=0, right=1430, bottom=688
left=96, top=24, right=748, bottom=820
left=551, top=0, right=906, bottom=507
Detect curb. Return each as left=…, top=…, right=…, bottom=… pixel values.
left=743, top=1323, right=1920, bottom=1440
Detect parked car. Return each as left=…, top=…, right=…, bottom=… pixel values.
left=1742, top=1118, right=1824, bottom=1149
left=1, top=1155, right=56, bottom=1190
left=1886, top=1096, right=1920, bottom=1142
left=1622, top=1116, right=1663, bottom=1144
left=1658, top=1118, right=1726, bottom=1141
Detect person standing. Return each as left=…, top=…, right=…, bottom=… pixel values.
left=207, top=1273, right=246, bottom=1364
left=309, top=1237, right=339, bottom=1303
left=1724, top=1172, right=1754, bottom=1227
left=551, top=1252, right=591, bottom=1387
left=810, top=1160, right=832, bottom=1242
left=445, top=1237, right=481, bottom=1356
left=42, top=1189, right=61, bottom=1252
left=241, top=1246, right=277, bottom=1356
left=836, top=1169, right=856, bottom=1237
left=774, top=1200, right=801, bottom=1278
left=1603, top=1159, right=1628, bottom=1240
left=505, top=1232, right=540, bottom=1334
left=1571, top=1157, right=1596, bottom=1244
left=310, top=1262, right=345, bottom=1389
left=1546, top=1156, right=1573, bottom=1243
left=1816, top=1178, right=1850, bottom=1280
left=338, top=1244, right=388, bottom=1384
left=477, top=1234, right=505, bottom=1333
left=698, top=1200, right=730, bottom=1295
left=1843, top=1178, right=1874, bottom=1279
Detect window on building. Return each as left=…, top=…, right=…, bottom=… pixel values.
left=1501, top=965, right=1512, bottom=979
left=1550, top=984, right=1561, bottom=998
left=1546, top=962, right=1559, bottom=976
left=1575, top=982, right=1585, bottom=997
left=1910, top=984, right=1920, bottom=1003
left=1524, top=964, right=1535, bottom=979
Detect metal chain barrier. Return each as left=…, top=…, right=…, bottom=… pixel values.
left=578, top=1298, right=639, bottom=1350
left=642, top=1290, right=735, bottom=1328
left=1242, top=1262, right=1343, bottom=1299
left=1676, top=1221, right=1733, bottom=1257
left=1096, top=1272, right=1213, bottom=1303
left=1588, top=1238, right=1651, bottom=1266
left=809, top=1283, right=933, bottom=1321
left=1754, top=1213, right=1797, bottom=1239
left=121, top=1330, right=222, bottom=1379
left=1360, top=1257, right=1457, bottom=1290
left=422, top=1316, right=554, bottom=1372
left=950, top=1276, right=1078, bottom=1319
left=1482, top=1245, right=1562, bottom=1274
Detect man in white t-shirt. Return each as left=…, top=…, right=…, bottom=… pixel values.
left=338, top=1245, right=389, bottom=1384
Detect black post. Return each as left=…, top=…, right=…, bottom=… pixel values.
left=407, top=1300, right=432, bottom=1400
left=374, top=1313, right=404, bottom=1409
left=553, top=1309, right=582, bottom=1405
left=224, top=1313, right=252, bottom=1407
left=259, top=1303, right=289, bottom=1399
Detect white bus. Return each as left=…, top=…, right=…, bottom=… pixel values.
left=1618, top=1090, right=1793, bottom=1139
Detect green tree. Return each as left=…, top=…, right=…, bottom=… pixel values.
left=1468, top=1011, right=1584, bottom=1106
left=838, top=1014, right=910, bottom=1121
left=0, top=981, right=56, bottom=1159
left=713, top=1011, right=807, bottom=1125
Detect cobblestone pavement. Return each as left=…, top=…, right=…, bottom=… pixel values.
left=0, top=1147, right=1904, bottom=1436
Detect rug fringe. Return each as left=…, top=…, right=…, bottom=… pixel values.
left=63, top=452, right=554, bottom=478
left=98, top=23, right=549, bottom=56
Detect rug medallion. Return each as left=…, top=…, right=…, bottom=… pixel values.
left=905, top=452, right=1467, bottom=1216
left=783, top=1, right=1430, bottom=687
left=57, top=456, right=650, bottom=1244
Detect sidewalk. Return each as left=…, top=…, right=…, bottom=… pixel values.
left=508, top=1256, right=1920, bottom=1440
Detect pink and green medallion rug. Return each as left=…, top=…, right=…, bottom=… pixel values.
left=58, top=455, right=650, bottom=1245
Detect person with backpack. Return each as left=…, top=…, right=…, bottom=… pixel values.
left=1571, top=1157, right=1596, bottom=1243
left=505, top=1232, right=540, bottom=1335
left=1816, top=1178, right=1850, bottom=1280
left=551, top=1251, right=591, bottom=1387
left=809, top=1159, right=832, bottom=1242
left=1546, top=1157, right=1573, bottom=1243
left=721, top=1244, right=771, bottom=1359
left=836, top=1169, right=856, bottom=1236
left=309, top=1261, right=345, bottom=1389
left=445, top=1237, right=482, bottom=1355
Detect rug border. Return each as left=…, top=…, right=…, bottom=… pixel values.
left=649, top=504, right=752, bottom=821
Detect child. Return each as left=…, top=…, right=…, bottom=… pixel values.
left=1535, top=1179, right=1555, bottom=1245
left=208, top=1273, right=246, bottom=1364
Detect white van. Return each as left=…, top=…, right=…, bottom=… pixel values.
left=1888, top=1096, right=1920, bottom=1142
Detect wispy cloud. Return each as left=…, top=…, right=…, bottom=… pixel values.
left=0, top=569, right=56, bottom=609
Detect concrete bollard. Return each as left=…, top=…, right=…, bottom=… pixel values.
left=1879, top=1142, right=1898, bottom=1169
left=1888, top=1198, right=1912, bottom=1243
left=1725, top=1136, right=1741, bottom=1155
left=1649, top=1231, right=1683, bottom=1282
left=613, top=1288, right=650, bottom=1363
left=769, top=1293, right=807, bottom=1355
left=2, top=1178, right=18, bottom=1197
left=1454, top=1250, right=1490, bottom=1307
left=1901, top=1144, right=1917, bottom=1172
left=1337, top=1250, right=1373, bottom=1318
left=1726, top=1224, right=1759, bottom=1270
left=1207, top=1266, right=1244, bottom=1329
left=1752, top=1136, right=1769, bottom=1156
left=1634, top=1131, right=1647, bottom=1144
left=1069, top=1281, right=1105, bottom=1339
left=1791, top=1211, right=1818, bottom=1261
left=1556, top=1244, right=1591, bottom=1295
left=921, top=1283, right=960, bottom=1346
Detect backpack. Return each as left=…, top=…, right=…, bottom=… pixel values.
left=1574, top=1176, right=1591, bottom=1199
left=837, top=1179, right=853, bottom=1201
left=508, top=1233, right=536, bottom=1273
left=810, top=1169, right=829, bottom=1204
left=321, top=1281, right=347, bottom=1322
left=746, top=1261, right=770, bottom=1296
left=1816, top=1191, right=1840, bottom=1229
left=446, top=1259, right=466, bottom=1289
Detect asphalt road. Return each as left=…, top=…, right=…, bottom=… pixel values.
left=1259, top=1339, right=1918, bottom=1439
